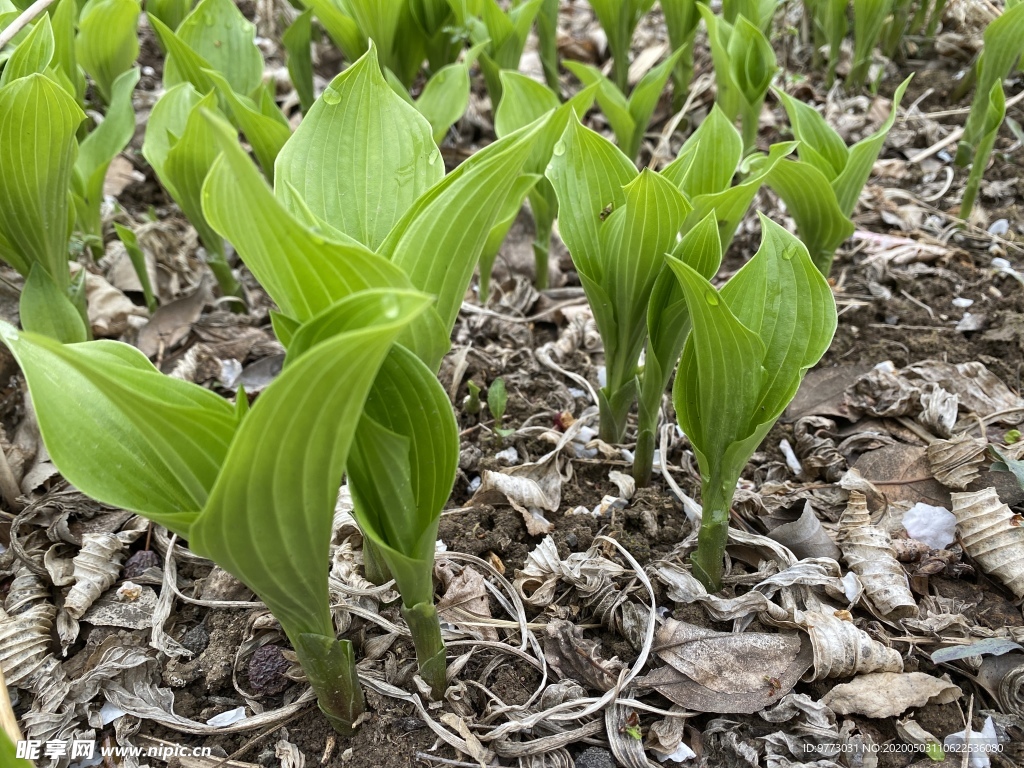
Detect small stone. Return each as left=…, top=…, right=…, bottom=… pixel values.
left=122, top=550, right=160, bottom=579
left=575, top=747, right=616, bottom=768
left=248, top=645, right=292, bottom=695
left=180, top=623, right=210, bottom=656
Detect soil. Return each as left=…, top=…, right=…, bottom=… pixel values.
left=2, top=2, right=1024, bottom=768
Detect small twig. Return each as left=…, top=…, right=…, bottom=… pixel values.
left=908, top=127, right=965, bottom=164
left=0, top=0, right=56, bottom=50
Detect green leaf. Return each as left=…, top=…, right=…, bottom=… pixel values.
left=275, top=44, right=442, bottom=251
left=411, top=58, right=473, bottom=144
left=114, top=222, right=158, bottom=312
left=77, top=0, right=140, bottom=102
left=348, top=344, right=458, bottom=608
left=74, top=67, right=140, bottom=239
left=478, top=172, right=541, bottom=300
left=282, top=9, right=315, bottom=113
left=20, top=263, right=88, bottom=343
left=190, top=290, right=433, bottom=638
left=201, top=111, right=426, bottom=320
left=0, top=324, right=238, bottom=536
left=661, top=0, right=701, bottom=105
left=961, top=79, right=1005, bottom=218
left=832, top=75, right=910, bottom=215
left=588, top=0, right=657, bottom=90
left=167, top=0, right=263, bottom=96
left=142, top=81, right=203, bottom=187
left=298, top=0, right=365, bottom=61
left=148, top=0, right=195, bottom=31
left=774, top=87, right=850, bottom=180
left=0, top=73, right=85, bottom=284
left=662, top=105, right=743, bottom=197
left=959, top=2, right=1024, bottom=163
left=205, top=68, right=291, bottom=180
left=0, top=728, right=33, bottom=768
left=148, top=13, right=215, bottom=93
left=0, top=11, right=54, bottom=87
left=623, top=46, right=686, bottom=158
left=850, top=0, right=893, bottom=87
left=378, top=114, right=543, bottom=353
left=51, top=0, right=86, bottom=103
left=763, top=157, right=854, bottom=273
left=161, top=90, right=228, bottom=257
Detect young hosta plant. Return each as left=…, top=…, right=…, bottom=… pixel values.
left=0, top=71, right=88, bottom=343
left=73, top=67, right=140, bottom=254
left=282, top=9, right=316, bottom=114
left=662, top=0, right=701, bottom=110
left=203, top=44, right=542, bottom=696
left=0, top=288, right=435, bottom=735
left=956, top=1, right=1024, bottom=167
left=564, top=47, right=684, bottom=161
left=492, top=72, right=597, bottom=293
left=76, top=0, right=140, bottom=103
left=960, top=80, right=1005, bottom=218
left=764, top=76, right=910, bottom=274
left=587, top=0, right=656, bottom=91
left=850, top=0, right=893, bottom=88
left=699, top=5, right=779, bottom=152
left=548, top=117, right=693, bottom=444
left=670, top=216, right=837, bottom=590
left=803, top=0, right=847, bottom=85
left=449, top=0, right=543, bottom=107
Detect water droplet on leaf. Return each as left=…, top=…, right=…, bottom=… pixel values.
left=322, top=89, right=341, bottom=105
left=781, top=246, right=795, bottom=260
left=704, top=290, right=719, bottom=306
left=552, top=141, right=566, bottom=156
left=427, top=149, right=439, bottom=166
left=381, top=295, right=400, bottom=319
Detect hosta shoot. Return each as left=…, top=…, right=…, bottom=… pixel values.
left=850, top=0, right=892, bottom=88
left=956, top=1, right=1024, bottom=167
left=449, top=0, right=543, bottom=107
left=960, top=80, right=1005, bottom=218
left=723, top=0, right=779, bottom=31
left=700, top=5, right=779, bottom=152
left=587, top=0, right=656, bottom=92
left=661, top=0, right=701, bottom=110
left=205, top=44, right=542, bottom=696
left=547, top=117, right=693, bottom=444
left=76, top=0, right=140, bottom=103
left=148, top=0, right=196, bottom=32
left=537, top=0, right=560, bottom=92
left=0, top=289, right=434, bottom=735
left=492, top=72, right=597, bottom=293
left=764, top=76, right=910, bottom=274
left=0, top=70, right=87, bottom=342
left=565, top=47, right=684, bottom=161
left=803, top=0, right=847, bottom=85
left=282, top=9, right=316, bottom=114
left=670, top=216, right=837, bottom=590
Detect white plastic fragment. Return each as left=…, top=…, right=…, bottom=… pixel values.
left=653, top=742, right=697, bottom=763
left=467, top=475, right=482, bottom=492
left=495, top=446, right=519, bottom=463
left=943, top=716, right=1000, bottom=768
left=952, top=297, right=975, bottom=308
left=902, top=503, right=957, bottom=550
left=596, top=365, right=607, bottom=387
left=206, top=706, right=248, bottom=726
left=99, top=701, right=127, bottom=726
left=779, top=439, right=803, bottom=476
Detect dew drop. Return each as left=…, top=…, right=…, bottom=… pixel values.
left=552, top=141, right=566, bottom=157
left=381, top=295, right=401, bottom=319
left=322, top=89, right=341, bottom=105
left=427, top=149, right=439, bottom=166
left=704, top=289, right=719, bottom=306
left=781, top=246, right=795, bottom=260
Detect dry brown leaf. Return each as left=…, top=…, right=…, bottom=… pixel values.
left=906, top=361, right=1023, bottom=423
left=822, top=672, right=961, bottom=718
left=853, top=445, right=952, bottom=508
left=136, top=274, right=213, bottom=358
left=950, top=487, right=1024, bottom=599
left=928, top=433, right=987, bottom=489
left=435, top=562, right=498, bottom=641
left=543, top=619, right=623, bottom=691
left=766, top=502, right=842, bottom=562
left=640, top=619, right=812, bottom=714
left=103, top=155, right=144, bottom=198
left=784, top=365, right=872, bottom=422
left=802, top=609, right=903, bottom=680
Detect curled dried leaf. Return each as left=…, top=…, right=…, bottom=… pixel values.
left=822, top=672, right=961, bottom=718
left=950, top=487, right=1024, bottom=599
left=802, top=609, right=903, bottom=680
left=543, top=619, right=623, bottom=691
left=64, top=533, right=128, bottom=620
left=0, top=604, right=57, bottom=688
left=928, top=434, right=987, bottom=489
left=977, top=652, right=1024, bottom=717
left=839, top=492, right=917, bottom=620
left=4, top=567, right=50, bottom=615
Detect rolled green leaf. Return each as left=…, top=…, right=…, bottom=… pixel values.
left=669, top=216, right=836, bottom=590
left=960, top=80, right=1005, bottom=218
left=76, top=0, right=139, bottom=103
left=587, top=0, right=656, bottom=91
left=165, top=0, right=262, bottom=96
left=0, top=10, right=53, bottom=87
left=282, top=9, right=315, bottom=114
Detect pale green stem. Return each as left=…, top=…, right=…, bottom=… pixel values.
left=292, top=633, right=365, bottom=736
left=690, top=472, right=737, bottom=592
left=402, top=602, right=447, bottom=699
